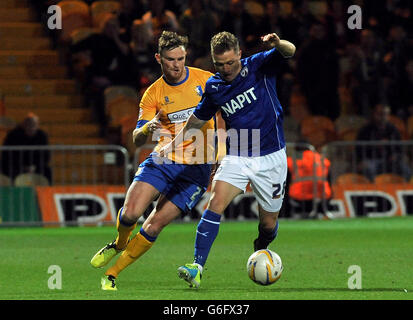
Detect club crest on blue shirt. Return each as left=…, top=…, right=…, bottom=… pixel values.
left=240, top=66, right=248, bottom=77
left=195, top=85, right=203, bottom=96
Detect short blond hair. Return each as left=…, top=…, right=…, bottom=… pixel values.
left=210, top=31, right=239, bottom=55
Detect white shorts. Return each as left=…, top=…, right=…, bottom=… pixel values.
left=213, top=148, right=288, bottom=212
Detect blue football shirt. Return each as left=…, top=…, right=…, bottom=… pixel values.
left=193, top=48, right=286, bottom=157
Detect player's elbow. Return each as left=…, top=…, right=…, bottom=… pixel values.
left=284, top=43, right=296, bottom=58
left=289, top=43, right=296, bottom=57
left=133, top=128, right=148, bottom=147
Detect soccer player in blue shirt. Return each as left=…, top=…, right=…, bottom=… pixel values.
left=160, top=31, right=295, bottom=288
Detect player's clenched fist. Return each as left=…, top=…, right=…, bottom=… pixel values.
left=261, top=33, right=281, bottom=47
left=141, top=110, right=164, bottom=135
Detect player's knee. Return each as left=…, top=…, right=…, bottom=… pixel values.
left=144, top=220, right=165, bottom=237
left=207, top=194, right=228, bottom=214
left=121, top=206, right=141, bottom=223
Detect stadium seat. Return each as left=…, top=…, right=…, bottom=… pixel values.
left=374, top=173, right=405, bottom=184
left=70, top=27, right=97, bottom=44
left=300, top=115, right=337, bottom=149
left=308, top=1, right=328, bottom=17
left=104, top=86, right=138, bottom=127
left=335, top=173, right=371, bottom=185
left=90, top=1, right=120, bottom=27
left=0, top=116, right=17, bottom=128
left=118, top=114, right=137, bottom=157
left=52, top=165, right=125, bottom=185
left=14, top=173, right=49, bottom=186
left=388, top=115, right=407, bottom=140
left=58, top=0, right=91, bottom=42
left=279, top=1, right=292, bottom=15
left=0, top=116, right=16, bottom=144
left=283, top=116, right=300, bottom=142
left=407, top=116, right=413, bottom=139
left=245, top=1, right=264, bottom=17
left=334, top=114, right=367, bottom=141
left=0, top=173, right=12, bottom=186
left=135, top=144, right=155, bottom=165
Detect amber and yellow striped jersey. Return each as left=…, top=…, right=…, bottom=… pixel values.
left=137, top=66, right=216, bottom=164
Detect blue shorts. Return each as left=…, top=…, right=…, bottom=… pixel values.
left=134, top=154, right=212, bottom=213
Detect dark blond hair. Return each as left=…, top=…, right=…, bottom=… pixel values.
left=158, top=31, right=188, bottom=55
left=210, top=31, right=239, bottom=55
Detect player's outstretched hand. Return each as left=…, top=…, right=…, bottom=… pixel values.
left=261, top=33, right=281, bottom=47
left=147, top=110, right=164, bottom=133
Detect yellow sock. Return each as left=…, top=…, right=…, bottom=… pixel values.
left=115, top=208, right=136, bottom=250
left=106, top=232, right=154, bottom=278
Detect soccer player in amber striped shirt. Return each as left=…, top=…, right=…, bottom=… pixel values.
left=90, top=31, right=225, bottom=290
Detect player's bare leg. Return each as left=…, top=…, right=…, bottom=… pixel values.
left=142, top=195, right=182, bottom=237
left=207, top=180, right=243, bottom=214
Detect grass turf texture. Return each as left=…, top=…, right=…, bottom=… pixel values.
left=0, top=216, right=412, bottom=300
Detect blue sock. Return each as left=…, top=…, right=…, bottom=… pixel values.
left=258, top=220, right=279, bottom=246
left=194, top=209, right=222, bottom=267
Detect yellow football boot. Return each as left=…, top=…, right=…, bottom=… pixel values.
left=90, top=241, right=120, bottom=268
left=101, top=275, right=117, bottom=291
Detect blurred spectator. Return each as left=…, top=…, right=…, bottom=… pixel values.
left=355, top=104, right=411, bottom=181
left=325, top=0, right=353, bottom=50
left=282, top=142, right=333, bottom=219
left=1, top=113, right=52, bottom=183
left=219, top=0, right=259, bottom=53
left=178, top=0, right=218, bottom=65
left=383, top=25, right=413, bottom=118
left=118, top=0, right=148, bottom=38
left=70, top=14, right=133, bottom=136
left=258, top=1, right=301, bottom=47
left=348, top=29, right=386, bottom=116
left=141, top=0, right=180, bottom=44
left=296, top=22, right=340, bottom=120
left=128, top=19, right=162, bottom=90
left=398, top=59, right=413, bottom=118
left=290, top=0, right=318, bottom=46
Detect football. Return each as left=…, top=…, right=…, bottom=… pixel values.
left=247, top=249, right=283, bottom=285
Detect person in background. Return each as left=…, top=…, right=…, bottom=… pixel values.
left=356, top=104, right=411, bottom=181
left=1, top=113, right=51, bottom=183
left=283, top=142, right=333, bottom=219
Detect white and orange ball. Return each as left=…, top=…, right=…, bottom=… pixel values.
left=247, top=249, right=283, bottom=285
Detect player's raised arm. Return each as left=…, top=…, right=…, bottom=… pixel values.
left=261, top=33, right=296, bottom=58
left=159, top=113, right=206, bottom=157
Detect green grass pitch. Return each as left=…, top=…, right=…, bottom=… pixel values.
left=0, top=216, right=412, bottom=300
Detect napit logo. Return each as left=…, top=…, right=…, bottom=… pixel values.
left=220, top=87, right=257, bottom=117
